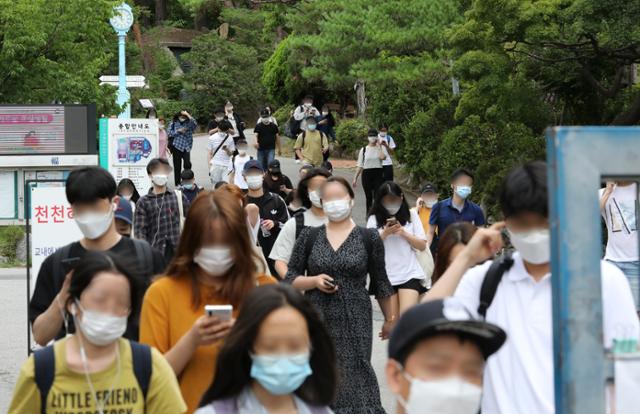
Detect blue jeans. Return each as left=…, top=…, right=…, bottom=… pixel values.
left=257, top=149, right=275, bottom=171
left=608, top=260, right=640, bottom=309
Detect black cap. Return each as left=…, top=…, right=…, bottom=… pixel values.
left=243, top=159, right=264, bottom=173
left=260, top=109, right=270, bottom=117
left=388, top=298, right=506, bottom=361
left=305, top=115, right=317, bottom=122
left=268, top=159, right=281, bottom=173
left=421, top=183, right=437, bottom=194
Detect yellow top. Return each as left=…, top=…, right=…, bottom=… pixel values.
left=415, top=206, right=433, bottom=236
left=8, top=337, right=186, bottom=414
left=140, top=273, right=277, bottom=414
left=294, top=130, right=329, bottom=167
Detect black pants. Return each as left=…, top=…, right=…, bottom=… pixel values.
left=383, top=165, right=394, bottom=182
left=170, top=147, right=191, bottom=186
left=362, top=168, right=384, bottom=214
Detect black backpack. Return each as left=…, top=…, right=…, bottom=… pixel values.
left=33, top=340, right=152, bottom=414
left=477, top=251, right=514, bottom=319
left=294, top=212, right=306, bottom=239
left=285, top=106, right=304, bottom=138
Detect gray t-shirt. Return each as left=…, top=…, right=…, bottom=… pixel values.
left=356, top=145, right=386, bottom=169
left=270, top=210, right=327, bottom=263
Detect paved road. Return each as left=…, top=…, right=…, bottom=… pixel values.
left=0, top=130, right=399, bottom=412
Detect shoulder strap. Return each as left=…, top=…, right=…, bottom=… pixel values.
left=361, top=146, right=366, bottom=164
left=212, top=398, right=237, bottom=414
left=358, top=226, right=373, bottom=255
left=52, top=243, right=73, bottom=289
left=304, top=226, right=323, bottom=271
left=129, top=341, right=153, bottom=409
left=211, top=133, right=230, bottom=157
left=302, top=130, right=306, bottom=147
left=34, top=345, right=55, bottom=414
left=131, top=239, right=153, bottom=277
left=477, top=252, right=514, bottom=319
left=174, top=189, right=184, bottom=220
left=294, top=212, right=305, bottom=239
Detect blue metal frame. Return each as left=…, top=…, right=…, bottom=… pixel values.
left=546, top=126, right=640, bottom=414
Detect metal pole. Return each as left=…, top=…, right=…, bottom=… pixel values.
left=117, top=34, right=131, bottom=119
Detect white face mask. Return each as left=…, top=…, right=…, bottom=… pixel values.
left=384, top=203, right=402, bottom=216
left=74, top=205, right=115, bottom=240
left=262, top=117, right=271, bottom=124
left=121, top=194, right=132, bottom=201
left=368, top=136, right=378, bottom=144
left=508, top=228, right=550, bottom=264
left=73, top=300, right=127, bottom=346
left=246, top=175, right=264, bottom=190
left=151, top=174, right=168, bottom=187
left=194, top=246, right=234, bottom=276
left=422, top=198, right=437, bottom=208
left=308, top=190, right=323, bottom=208
left=322, top=111, right=329, bottom=116
left=323, top=199, right=352, bottom=222
left=398, top=373, right=482, bottom=414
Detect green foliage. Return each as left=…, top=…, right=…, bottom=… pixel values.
left=262, top=37, right=309, bottom=106
left=335, top=119, right=369, bottom=158
left=0, top=0, right=120, bottom=114
left=0, top=225, right=25, bottom=263
left=271, top=104, right=294, bottom=134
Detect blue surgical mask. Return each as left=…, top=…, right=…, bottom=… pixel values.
left=183, top=183, right=194, bottom=190
left=455, top=186, right=472, bottom=199
left=307, top=124, right=317, bottom=131
left=250, top=353, right=312, bottom=395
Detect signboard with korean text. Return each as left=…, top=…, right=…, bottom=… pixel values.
left=30, top=186, right=82, bottom=292
left=0, top=106, right=65, bottom=154
left=100, top=118, right=159, bottom=192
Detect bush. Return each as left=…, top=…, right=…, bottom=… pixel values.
left=335, top=119, right=369, bottom=158
left=0, top=226, right=25, bottom=263
left=272, top=104, right=295, bottom=135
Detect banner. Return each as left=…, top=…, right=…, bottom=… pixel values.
left=30, top=186, right=82, bottom=292
left=99, top=118, right=159, bottom=192
left=0, top=106, right=65, bottom=154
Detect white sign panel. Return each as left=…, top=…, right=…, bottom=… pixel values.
left=0, top=171, right=16, bottom=218
left=107, top=118, right=158, bottom=193
left=30, top=186, right=82, bottom=292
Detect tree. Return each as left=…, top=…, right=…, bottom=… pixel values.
left=0, top=0, right=120, bottom=114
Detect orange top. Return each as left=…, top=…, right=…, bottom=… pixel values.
left=416, top=206, right=433, bottom=236
left=140, top=273, right=277, bottom=414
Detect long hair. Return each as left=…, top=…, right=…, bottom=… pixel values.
left=117, top=178, right=140, bottom=203
left=165, top=190, right=263, bottom=309
left=199, top=284, right=337, bottom=407
left=369, top=181, right=411, bottom=227
left=432, top=222, right=478, bottom=284
left=297, top=168, right=331, bottom=209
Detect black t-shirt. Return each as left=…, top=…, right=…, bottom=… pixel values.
left=28, top=237, right=166, bottom=341
left=246, top=192, right=289, bottom=256
left=264, top=174, right=293, bottom=199
left=254, top=122, right=279, bottom=150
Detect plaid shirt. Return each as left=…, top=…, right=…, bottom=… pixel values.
left=134, top=190, right=190, bottom=253
left=168, top=118, right=198, bottom=152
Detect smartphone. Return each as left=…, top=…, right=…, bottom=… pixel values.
left=204, top=304, right=233, bottom=321
left=386, top=217, right=398, bottom=227
left=61, top=257, right=81, bottom=274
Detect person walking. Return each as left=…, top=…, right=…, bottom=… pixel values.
left=10, top=252, right=187, bottom=413
left=431, top=222, right=477, bottom=285
left=263, top=160, right=294, bottom=200
left=168, top=110, right=197, bottom=186
left=285, top=176, right=398, bottom=413
left=224, top=101, right=246, bottom=145
left=294, top=116, right=329, bottom=167
left=378, top=125, right=396, bottom=182
left=196, top=284, right=336, bottom=414
left=158, top=117, right=169, bottom=160
left=352, top=129, right=387, bottom=214
left=254, top=109, right=281, bottom=170
left=140, top=191, right=277, bottom=414
left=207, top=120, right=235, bottom=185
left=367, top=182, right=429, bottom=314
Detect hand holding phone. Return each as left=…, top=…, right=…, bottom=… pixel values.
left=205, top=304, right=233, bottom=321
left=61, top=257, right=81, bottom=275
left=386, top=217, right=398, bottom=227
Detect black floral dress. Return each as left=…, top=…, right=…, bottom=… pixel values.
left=285, top=225, right=394, bottom=414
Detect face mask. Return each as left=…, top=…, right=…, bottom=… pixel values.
left=250, top=353, right=312, bottom=395
left=151, top=174, right=168, bottom=187
left=159, top=123, right=165, bottom=129
left=226, top=107, right=233, bottom=113
left=262, top=117, right=271, bottom=124
left=308, top=190, right=323, bottom=208
left=182, top=183, right=194, bottom=190
left=368, top=136, right=378, bottom=144
left=423, top=199, right=437, bottom=208
left=397, top=373, right=482, bottom=414
left=121, top=194, right=132, bottom=201
left=215, top=116, right=224, bottom=122
left=384, top=203, right=402, bottom=216
left=322, top=111, right=329, bottom=116
left=75, top=205, right=115, bottom=240
left=73, top=300, right=127, bottom=346
left=179, top=117, right=187, bottom=122
left=194, top=246, right=234, bottom=276
left=455, top=185, right=472, bottom=199
left=508, top=228, right=550, bottom=264
left=303, top=102, right=312, bottom=108
left=246, top=175, right=264, bottom=190
left=323, top=199, right=352, bottom=222
left=307, top=124, right=317, bottom=131
left=379, top=132, right=387, bottom=138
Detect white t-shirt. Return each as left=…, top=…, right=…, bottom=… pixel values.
left=599, top=184, right=638, bottom=262
left=356, top=145, right=386, bottom=170
left=366, top=210, right=426, bottom=285
left=454, top=252, right=639, bottom=414
left=227, top=114, right=239, bottom=137
left=207, top=132, right=235, bottom=167
left=379, top=135, right=396, bottom=166
left=230, top=154, right=250, bottom=190
left=270, top=210, right=327, bottom=263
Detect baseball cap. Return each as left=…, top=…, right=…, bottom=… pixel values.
left=420, top=183, right=437, bottom=194
left=115, top=197, right=133, bottom=225
left=268, top=159, right=281, bottom=174
left=388, top=298, right=506, bottom=361
left=260, top=109, right=270, bottom=117
left=243, top=159, right=264, bottom=173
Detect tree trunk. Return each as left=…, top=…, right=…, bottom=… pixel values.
left=224, top=0, right=235, bottom=7
left=354, top=79, right=367, bottom=120
left=132, top=23, right=151, bottom=74
left=155, top=0, right=167, bottom=25
left=611, top=93, right=640, bottom=125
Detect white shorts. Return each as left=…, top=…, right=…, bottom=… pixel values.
left=209, top=164, right=229, bottom=184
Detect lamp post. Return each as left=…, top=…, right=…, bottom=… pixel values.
left=109, top=3, right=134, bottom=119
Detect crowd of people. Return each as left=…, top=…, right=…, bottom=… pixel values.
left=7, top=95, right=640, bottom=414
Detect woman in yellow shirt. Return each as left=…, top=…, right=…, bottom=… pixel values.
left=140, top=190, right=277, bottom=413
left=9, top=251, right=186, bottom=414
